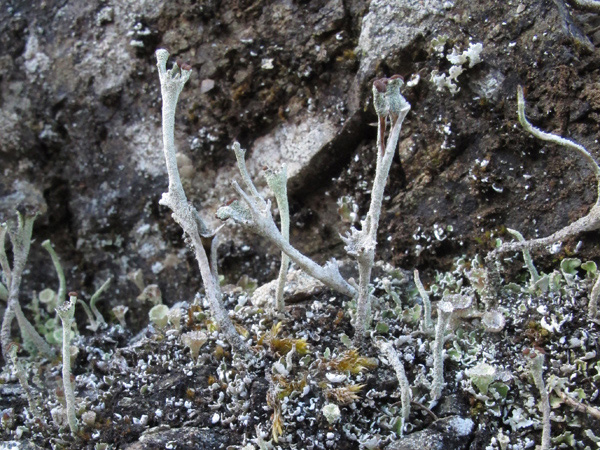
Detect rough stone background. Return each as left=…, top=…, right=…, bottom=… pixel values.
left=2, top=0, right=600, bottom=331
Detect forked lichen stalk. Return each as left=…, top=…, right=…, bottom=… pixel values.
left=155, top=49, right=245, bottom=352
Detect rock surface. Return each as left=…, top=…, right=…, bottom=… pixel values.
left=123, top=426, right=229, bottom=450
left=385, top=416, right=475, bottom=450
left=1, top=0, right=600, bottom=327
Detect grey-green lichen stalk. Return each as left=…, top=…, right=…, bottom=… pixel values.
left=56, top=294, right=78, bottom=436
left=491, top=86, right=600, bottom=260
left=526, top=348, right=551, bottom=450
left=227, top=143, right=291, bottom=312
left=1, top=214, right=54, bottom=360
left=217, top=146, right=356, bottom=300
left=42, top=239, right=67, bottom=306
left=414, top=269, right=433, bottom=332
left=264, top=166, right=291, bottom=313
left=375, top=339, right=411, bottom=434
left=430, top=300, right=454, bottom=406
left=155, top=49, right=246, bottom=352
left=343, top=75, right=410, bottom=341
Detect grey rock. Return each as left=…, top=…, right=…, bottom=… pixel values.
left=356, top=0, right=447, bottom=81
left=124, top=426, right=229, bottom=450
left=385, top=416, right=475, bottom=450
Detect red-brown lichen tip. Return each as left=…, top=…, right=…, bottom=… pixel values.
left=225, top=198, right=236, bottom=206
left=373, top=78, right=388, bottom=93
left=6, top=342, right=20, bottom=353
left=522, top=348, right=530, bottom=356
left=176, top=60, right=192, bottom=71
left=68, top=291, right=78, bottom=298
left=389, top=74, right=404, bottom=82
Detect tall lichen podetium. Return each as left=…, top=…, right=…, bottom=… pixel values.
left=1, top=213, right=54, bottom=360
left=430, top=300, right=454, bottom=407
left=525, top=348, right=551, bottom=450
left=342, top=75, right=411, bottom=343
left=56, top=294, right=78, bottom=436
left=264, top=166, right=291, bottom=313
left=42, top=239, right=67, bottom=306
left=155, top=49, right=246, bottom=352
left=414, top=269, right=433, bottom=332
left=375, top=339, right=412, bottom=434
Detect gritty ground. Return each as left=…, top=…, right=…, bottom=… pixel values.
left=0, top=253, right=599, bottom=449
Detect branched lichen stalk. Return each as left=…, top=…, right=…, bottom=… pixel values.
left=1, top=214, right=54, bottom=360
left=232, top=142, right=265, bottom=205
left=491, top=86, right=600, bottom=259
left=219, top=180, right=356, bottom=299
left=42, top=239, right=67, bottom=306
left=228, top=143, right=292, bottom=311
left=56, top=295, right=78, bottom=436
left=89, top=277, right=111, bottom=326
left=349, top=76, right=410, bottom=342
left=155, top=49, right=245, bottom=352
left=77, top=298, right=99, bottom=331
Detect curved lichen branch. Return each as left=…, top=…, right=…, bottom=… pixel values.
left=42, top=239, right=67, bottom=306
left=1, top=215, right=54, bottom=360
left=155, top=49, right=246, bottom=352
left=490, top=86, right=600, bottom=258
left=517, top=86, right=600, bottom=202
left=374, top=339, right=411, bottom=434
left=217, top=179, right=356, bottom=299
left=567, top=0, right=600, bottom=12
left=232, top=142, right=265, bottom=206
